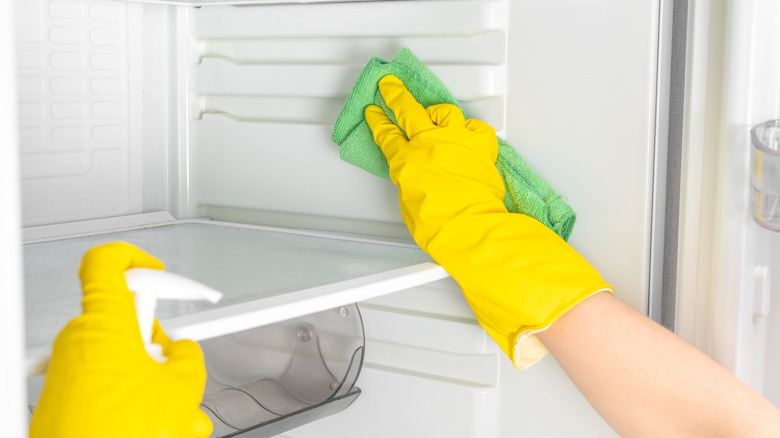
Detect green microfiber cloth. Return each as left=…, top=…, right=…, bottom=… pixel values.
left=332, top=48, right=576, bottom=241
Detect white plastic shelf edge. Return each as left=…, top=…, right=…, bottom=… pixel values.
left=119, top=0, right=381, bottom=6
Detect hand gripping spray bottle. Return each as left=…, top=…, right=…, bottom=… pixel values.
left=124, top=268, right=223, bottom=363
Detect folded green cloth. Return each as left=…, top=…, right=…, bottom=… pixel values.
left=332, top=48, right=576, bottom=241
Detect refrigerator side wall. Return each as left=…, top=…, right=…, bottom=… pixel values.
left=503, top=0, right=662, bottom=314
left=499, top=1, right=664, bottom=436
left=14, top=0, right=163, bottom=228
left=3, top=1, right=27, bottom=436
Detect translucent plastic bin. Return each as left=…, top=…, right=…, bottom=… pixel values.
left=200, top=304, right=364, bottom=437
left=26, top=304, right=365, bottom=437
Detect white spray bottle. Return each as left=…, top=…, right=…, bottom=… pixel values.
left=124, top=268, right=223, bottom=363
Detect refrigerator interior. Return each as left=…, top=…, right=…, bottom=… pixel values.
left=14, top=0, right=675, bottom=436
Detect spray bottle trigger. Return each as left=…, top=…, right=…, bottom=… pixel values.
left=124, top=268, right=223, bottom=363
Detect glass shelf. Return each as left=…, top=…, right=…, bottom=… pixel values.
left=24, top=215, right=447, bottom=376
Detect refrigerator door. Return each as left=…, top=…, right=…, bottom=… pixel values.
left=676, top=0, right=780, bottom=407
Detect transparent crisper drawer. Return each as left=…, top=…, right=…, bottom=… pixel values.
left=200, top=304, right=364, bottom=437
left=23, top=214, right=448, bottom=376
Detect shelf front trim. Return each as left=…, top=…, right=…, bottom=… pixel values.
left=164, top=261, right=449, bottom=341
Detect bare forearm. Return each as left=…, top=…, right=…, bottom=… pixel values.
left=536, top=292, right=780, bottom=438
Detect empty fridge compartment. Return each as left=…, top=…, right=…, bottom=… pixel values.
left=23, top=213, right=448, bottom=377
left=200, top=304, right=364, bottom=437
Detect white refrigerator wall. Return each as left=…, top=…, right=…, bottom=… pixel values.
left=184, top=1, right=509, bottom=238
left=3, top=1, right=27, bottom=436
left=14, top=0, right=666, bottom=436
left=15, top=0, right=144, bottom=225
left=501, top=2, right=662, bottom=435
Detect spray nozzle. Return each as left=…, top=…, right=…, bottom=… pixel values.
left=125, top=268, right=223, bottom=363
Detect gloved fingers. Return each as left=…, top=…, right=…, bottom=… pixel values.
left=465, top=118, right=496, bottom=136
left=365, top=104, right=408, bottom=156
left=78, top=242, right=165, bottom=323
left=151, top=318, right=173, bottom=351
left=427, top=104, right=466, bottom=127
left=160, top=337, right=211, bottom=437
left=79, top=242, right=165, bottom=292
left=377, top=75, right=434, bottom=138
left=187, top=408, right=214, bottom=438
left=162, top=338, right=207, bottom=381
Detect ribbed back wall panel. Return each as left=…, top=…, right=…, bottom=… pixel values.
left=187, top=1, right=508, bottom=228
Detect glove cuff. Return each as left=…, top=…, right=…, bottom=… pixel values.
left=509, top=287, right=614, bottom=370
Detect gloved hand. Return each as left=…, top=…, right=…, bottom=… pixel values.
left=29, top=242, right=212, bottom=438
left=365, top=75, right=613, bottom=369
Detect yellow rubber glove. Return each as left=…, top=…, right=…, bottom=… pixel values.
left=29, top=242, right=212, bottom=438
left=365, top=75, right=613, bottom=369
